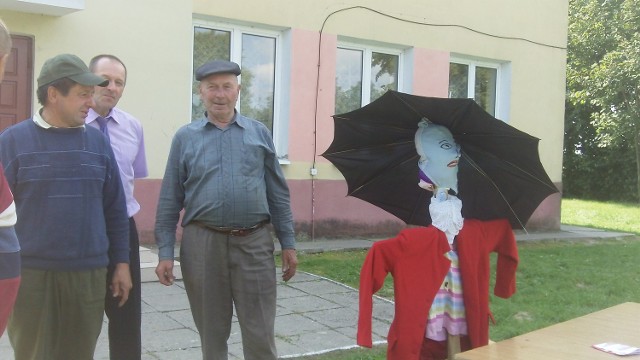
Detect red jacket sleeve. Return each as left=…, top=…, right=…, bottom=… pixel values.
left=490, top=219, right=519, bottom=298
left=357, top=240, right=394, bottom=348
left=459, top=219, right=519, bottom=349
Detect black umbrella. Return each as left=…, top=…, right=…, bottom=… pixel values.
left=321, top=90, right=558, bottom=229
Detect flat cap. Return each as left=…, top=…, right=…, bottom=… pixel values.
left=195, top=60, right=241, bottom=81
left=38, top=54, right=108, bottom=88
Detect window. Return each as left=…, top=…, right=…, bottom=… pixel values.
left=192, top=24, right=279, bottom=134
left=449, top=58, right=510, bottom=119
left=335, top=43, right=401, bottom=114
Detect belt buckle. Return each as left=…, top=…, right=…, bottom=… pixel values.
left=229, top=229, right=245, bottom=236
left=227, top=221, right=266, bottom=236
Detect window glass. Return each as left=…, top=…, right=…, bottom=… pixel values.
left=449, top=61, right=498, bottom=116
left=475, top=66, right=497, bottom=116
left=370, top=52, right=398, bottom=103
left=240, top=34, right=276, bottom=131
left=335, top=45, right=401, bottom=114
left=335, top=48, right=363, bottom=115
left=448, top=63, right=469, bottom=98
left=192, top=26, right=277, bottom=131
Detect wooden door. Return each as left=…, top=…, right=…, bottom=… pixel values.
left=0, top=35, right=33, bottom=131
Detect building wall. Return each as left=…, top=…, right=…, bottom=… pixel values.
left=2, top=0, right=193, bottom=243
left=1, top=0, right=568, bottom=243
left=2, top=0, right=193, bottom=180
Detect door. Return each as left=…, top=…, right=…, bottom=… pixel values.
left=0, top=35, right=33, bottom=131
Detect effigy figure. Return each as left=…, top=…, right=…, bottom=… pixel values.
left=357, top=119, right=519, bottom=360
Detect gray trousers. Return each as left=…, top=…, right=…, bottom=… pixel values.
left=180, top=224, right=277, bottom=360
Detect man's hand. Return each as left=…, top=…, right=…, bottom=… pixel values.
left=156, top=259, right=175, bottom=286
left=110, top=263, right=132, bottom=307
left=281, top=249, right=298, bottom=282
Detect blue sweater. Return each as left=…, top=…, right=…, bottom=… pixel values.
left=0, top=119, right=129, bottom=270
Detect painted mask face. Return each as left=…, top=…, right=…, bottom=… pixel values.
left=414, top=119, right=461, bottom=193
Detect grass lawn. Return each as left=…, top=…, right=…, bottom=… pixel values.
left=561, top=198, right=640, bottom=234
left=284, top=198, right=640, bottom=359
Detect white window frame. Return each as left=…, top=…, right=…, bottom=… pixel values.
left=449, top=55, right=511, bottom=122
left=336, top=39, right=405, bottom=109
left=192, top=18, right=290, bottom=160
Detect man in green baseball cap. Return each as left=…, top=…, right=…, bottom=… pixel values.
left=0, top=53, right=131, bottom=359
left=33, top=54, right=109, bottom=128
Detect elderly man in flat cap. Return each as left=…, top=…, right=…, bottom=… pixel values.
left=155, top=59, right=298, bottom=360
left=0, top=53, right=131, bottom=359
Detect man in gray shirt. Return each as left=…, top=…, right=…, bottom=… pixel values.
left=155, top=59, right=297, bottom=360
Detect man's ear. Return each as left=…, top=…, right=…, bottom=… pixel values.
left=47, top=86, right=58, bottom=103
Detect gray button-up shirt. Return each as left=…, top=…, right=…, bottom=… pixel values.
left=155, top=113, right=295, bottom=260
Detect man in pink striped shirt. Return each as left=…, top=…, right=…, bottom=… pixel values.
left=86, top=54, right=148, bottom=360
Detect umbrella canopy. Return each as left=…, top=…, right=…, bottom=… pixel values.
left=321, top=90, right=558, bottom=229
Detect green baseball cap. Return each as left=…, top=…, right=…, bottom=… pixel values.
left=37, top=54, right=109, bottom=88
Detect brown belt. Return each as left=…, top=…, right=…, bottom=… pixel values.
left=192, top=220, right=268, bottom=237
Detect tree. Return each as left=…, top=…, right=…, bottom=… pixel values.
left=335, top=83, right=363, bottom=115
left=565, top=0, right=640, bottom=201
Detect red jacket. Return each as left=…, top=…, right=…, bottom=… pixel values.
left=357, top=219, right=518, bottom=360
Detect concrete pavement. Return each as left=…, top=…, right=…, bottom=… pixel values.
left=0, top=244, right=394, bottom=360
left=0, top=225, right=635, bottom=359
